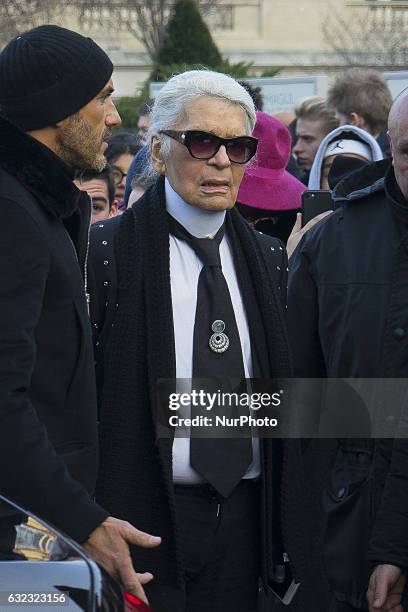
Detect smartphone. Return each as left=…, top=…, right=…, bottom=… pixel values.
left=301, top=190, right=333, bottom=226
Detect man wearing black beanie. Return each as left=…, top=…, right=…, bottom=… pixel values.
left=0, top=24, right=160, bottom=603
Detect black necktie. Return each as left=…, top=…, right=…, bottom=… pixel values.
left=168, top=215, right=253, bottom=497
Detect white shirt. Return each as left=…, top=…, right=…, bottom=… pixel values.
left=166, top=178, right=261, bottom=483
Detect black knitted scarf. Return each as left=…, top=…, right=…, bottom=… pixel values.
left=96, top=176, right=302, bottom=587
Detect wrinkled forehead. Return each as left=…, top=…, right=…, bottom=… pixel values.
left=76, top=178, right=109, bottom=199
left=174, top=96, right=251, bottom=137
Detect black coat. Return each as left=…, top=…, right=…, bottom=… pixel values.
left=287, top=158, right=408, bottom=609
left=0, top=117, right=108, bottom=542
left=89, top=179, right=309, bottom=611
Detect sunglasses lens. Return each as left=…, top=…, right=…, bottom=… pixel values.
left=227, top=138, right=257, bottom=163
left=186, top=131, right=257, bottom=163
left=189, top=132, right=219, bottom=159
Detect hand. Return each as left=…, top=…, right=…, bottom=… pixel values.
left=286, top=211, right=333, bottom=260
left=83, top=516, right=161, bottom=604
left=367, top=564, right=405, bottom=612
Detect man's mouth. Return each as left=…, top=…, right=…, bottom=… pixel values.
left=201, top=180, right=230, bottom=192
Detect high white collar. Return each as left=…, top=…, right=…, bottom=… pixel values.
left=165, top=177, right=225, bottom=238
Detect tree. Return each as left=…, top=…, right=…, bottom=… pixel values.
left=152, top=0, right=251, bottom=81
left=322, top=1, right=408, bottom=67
left=74, top=0, right=219, bottom=62
left=0, top=0, right=64, bottom=47
left=156, top=0, right=222, bottom=68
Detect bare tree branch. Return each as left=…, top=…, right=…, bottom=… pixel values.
left=323, top=1, right=408, bottom=67
left=72, top=0, right=220, bottom=61
left=0, top=0, right=64, bottom=46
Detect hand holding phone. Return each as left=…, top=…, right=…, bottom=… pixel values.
left=301, top=190, right=334, bottom=226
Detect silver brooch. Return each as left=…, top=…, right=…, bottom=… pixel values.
left=209, top=320, right=229, bottom=353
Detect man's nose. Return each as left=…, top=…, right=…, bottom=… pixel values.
left=209, top=145, right=230, bottom=167
left=106, top=100, right=122, bottom=128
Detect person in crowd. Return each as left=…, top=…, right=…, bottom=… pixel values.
left=75, top=165, right=118, bottom=224
left=287, top=87, right=408, bottom=612
left=364, top=88, right=408, bottom=612
left=89, top=69, right=308, bottom=612
left=0, top=24, right=160, bottom=603
left=137, top=99, right=154, bottom=144
left=293, top=95, right=339, bottom=185
left=307, top=124, right=383, bottom=190
left=236, top=111, right=306, bottom=244
left=273, top=111, right=302, bottom=180
left=123, top=145, right=152, bottom=208
left=105, top=131, right=142, bottom=208
left=327, top=69, right=392, bottom=158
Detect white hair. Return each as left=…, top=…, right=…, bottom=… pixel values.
left=144, top=69, right=257, bottom=182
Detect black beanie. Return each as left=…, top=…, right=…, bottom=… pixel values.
left=0, top=24, right=114, bottom=131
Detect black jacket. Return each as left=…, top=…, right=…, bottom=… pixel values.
left=287, top=158, right=408, bottom=609
left=0, top=116, right=108, bottom=542
left=89, top=179, right=309, bottom=611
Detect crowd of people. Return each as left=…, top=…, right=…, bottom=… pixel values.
left=1, top=22, right=408, bottom=612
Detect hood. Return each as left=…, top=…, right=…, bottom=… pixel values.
left=0, top=114, right=82, bottom=219
left=307, top=124, right=383, bottom=190
left=331, top=158, right=391, bottom=204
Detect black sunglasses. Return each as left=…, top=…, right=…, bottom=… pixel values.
left=160, top=130, right=258, bottom=164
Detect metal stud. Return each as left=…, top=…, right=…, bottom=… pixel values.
left=98, top=224, right=104, bottom=228
left=279, top=246, right=283, bottom=251
left=103, top=281, right=109, bottom=286
left=270, top=247, right=275, bottom=251
left=276, top=266, right=281, bottom=271
left=102, top=240, right=108, bottom=246
left=103, top=260, right=109, bottom=265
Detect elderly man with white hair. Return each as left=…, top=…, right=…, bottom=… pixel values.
left=89, top=69, right=308, bottom=611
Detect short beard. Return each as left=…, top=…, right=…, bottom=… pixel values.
left=58, top=112, right=110, bottom=172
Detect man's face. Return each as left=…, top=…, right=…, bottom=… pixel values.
left=293, top=118, right=327, bottom=171
left=320, top=153, right=368, bottom=190
left=152, top=96, right=249, bottom=212
left=137, top=114, right=150, bottom=145
left=390, top=113, right=408, bottom=200
left=58, top=79, right=121, bottom=171
left=111, top=152, right=134, bottom=201
left=75, top=177, right=117, bottom=224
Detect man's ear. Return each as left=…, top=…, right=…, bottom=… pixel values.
left=109, top=200, right=118, bottom=217
left=349, top=112, right=366, bottom=130
left=151, top=135, right=166, bottom=174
